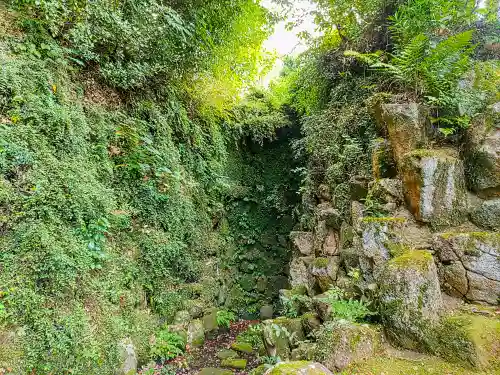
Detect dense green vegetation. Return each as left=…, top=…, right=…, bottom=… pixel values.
left=0, top=0, right=498, bottom=373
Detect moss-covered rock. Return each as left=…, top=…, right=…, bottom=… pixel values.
left=221, top=358, right=247, bottom=369
left=401, top=149, right=468, bottom=228
left=272, top=317, right=306, bottom=343
left=379, top=250, right=443, bottom=350
left=309, top=257, right=340, bottom=292
left=471, top=199, right=500, bottom=230
left=354, top=217, right=406, bottom=282
left=260, top=304, right=274, bottom=320
left=231, top=341, right=253, bottom=354
left=197, top=368, right=233, bottom=375
left=264, top=361, right=333, bottom=375
left=376, top=102, right=430, bottom=167
left=463, top=103, right=500, bottom=197
left=116, top=338, right=137, bottom=375
left=173, top=310, right=191, bottom=325
left=433, top=232, right=500, bottom=305
left=203, top=309, right=219, bottom=338
left=311, top=294, right=331, bottom=321
left=291, top=343, right=317, bottom=361
left=289, top=257, right=316, bottom=295
left=290, top=231, right=314, bottom=256
left=315, top=203, right=342, bottom=230
left=216, top=349, right=238, bottom=360
left=314, top=320, right=379, bottom=371
left=300, top=312, right=321, bottom=336
left=432, top=313, right=500, bottom=370
left=370, top=178, right=404, bottom=205
left=187, top=319, right=205, bottom=348
left=185, top=300, right=205, bottom=319
left=262, top=318, right=305, bottom=359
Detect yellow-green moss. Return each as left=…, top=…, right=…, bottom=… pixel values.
left=406, top=148, right=458, bottom=161
left=362, top=217, right=406, bottom=223
left=267, top=361, right=328, bottom=375
left=313, top=257, right=329, bottom=268
left=389, top=250, right=433, bottom=271
left=221, top=358, right=247, bottom=369
left=343, top=354, right=490, bottom=375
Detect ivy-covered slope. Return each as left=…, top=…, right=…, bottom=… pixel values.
left=0, top=2, right=298, bottom=373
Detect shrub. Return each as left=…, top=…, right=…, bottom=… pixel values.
left=150, top=328, right=185, bottom=361
left=216, top=310, right=237, bottom=328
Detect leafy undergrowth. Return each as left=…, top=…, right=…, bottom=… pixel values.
left=140, top=320, right=261, bottom=375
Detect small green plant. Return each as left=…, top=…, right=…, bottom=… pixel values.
left=216, top=310, right=236, bottom=328
left=150, top=328, right=185, bottom=361
left=236, top=324, right=263, bottom=350
left=319, top=286, right=375, bottom=322
left=260, top=355, right=281, bottom=368
left=280, top=293, right=312, bottom=318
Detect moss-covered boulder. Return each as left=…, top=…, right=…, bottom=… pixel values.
left=315, top=203, right=342, bottom=230
left=314, top=320, right=379, bottom=371
left=185, top=300, right=205, bottom=319
left=203, top=309, right=219, bottom=338
left=370, top=178, right=404, bottom=205
left=264, top=361, right=334, bottom=375
left=463, top=103, right=500, bottom=197
left=221, top=358, right=247, bottom=369
left=379, top=250, right=443, bottom=350
left=231, top=341, right=253, bottom=354
left=300, top=312, right=321, bottom=336
left=376, top=102, right=430, bottom=167
left=173, top=310, right=191, bottom=325
left=260, top=304, right=274, bottom=320
left=290, top=231, right=314, bottom=256
left=272, top=317, right=306, bottom=343
left=187, top=319, right=205, bottom=348
left=311, top=293, right=331, bottom=321
left=372, top=138, right=397, bottom=179
left=471, top=199, right=500, bottom=230
left=249, top=364, right=268, bottom=375
left=216, top=348, right=238, bottom=360
left=432, top=313, right=500, bottom=370
left=197, top=368, right=233, bottom=375
left=291, top=343, right=317, bottom=361
left=309, top=257, right=340, bottom=292
left=354, top=217, right=406, bottom=282
left=401, top=149, right=468, bottom=227
left=289, top=257, right=316, bottom=295
left=262, top=320, right=291, bottom=359
left=433, top=232, right=500, bottom=305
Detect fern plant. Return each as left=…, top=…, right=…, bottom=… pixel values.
left=150, top=328, right=185, bottom=361
left=319, top=286, right=375, bottom=322
left=216, top=310, right=236, bottom=328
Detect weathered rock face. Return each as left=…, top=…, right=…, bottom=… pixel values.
left=377, top=103, right=430, bottom=167
left=289, top=257, right=316, bottom=295
left=264, top=361, right=334, bottom=375
left=354, top=217, right=406, bottom=282
left=315, top=203, right=342, bottom=230
left=401, top=149, right=468, bottom=227
left=290, top=231, right=314, bottom=256
left=370, top=178, right=404, bottom=205
left=433, top=232, right=500, bottom=305
left=372, top=138, right=397, bottom=179
left=379, top=250, right=443, bottom=350
left=464, top=103, right=500, bottom=197
left=315, top=320, right=379, bottom=371
left=116, top=339, right=137, bottom=375
left=187, top=319, right=205, bottom=347
left=173, top=310, right=191, bottom=325
left=291, top=343, right=317, bottom=361
left=471, top=199, right=500, bottom=230
left=309, top=257, right=340, bottom=292
left=312, top=293, right=332, bottom=321
left=262, top=319, right=292, bottom=359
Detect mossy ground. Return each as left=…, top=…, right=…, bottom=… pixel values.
left=388, top=250, right=433, bottom=270
left=342, top=354, right=492, bottom=375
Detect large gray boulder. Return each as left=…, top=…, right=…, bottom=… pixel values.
left=379, top=250, right=443, bottom=350
left=433, top=232, right=500, bottom=305
left=314, top=320, right=379, bottom=371
left=464, top=103, right=500, bottom=197
left=401, top=149, right=468, bottom=227
left=116, top=339, right=137, bottom=375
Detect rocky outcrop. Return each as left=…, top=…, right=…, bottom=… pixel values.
left=354, top=217, right=406, bottom=282
left=187, top=319, right=205, bottom=347
left=463, top=103, right=500, bottom=197
left=379, top=250, right=443, bottom=350
left=264, top=362, right=334, bottom=375
left=290, top=231, right=314, bottom=256
left=401, top=149, right=468, bottom=227
left=315, top=320, right=379, bottom=371
left=433, top=232, right=500, bottom=305
left=309, top=257, right=340, bottom=292
left=471, top=199, right=500, bottom=230
left=376, top=103, right=430, bottom=167
left=262, top=317, right=306, bottom=359
left=289, top=257, right=316, bottom=294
